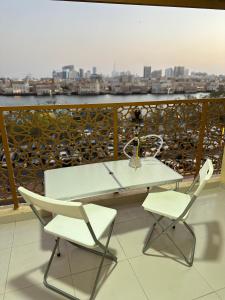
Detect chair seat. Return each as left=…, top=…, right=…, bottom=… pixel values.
left=142, top=190, right=191, bottom=220
left=44, top=203, right=117, bottom=248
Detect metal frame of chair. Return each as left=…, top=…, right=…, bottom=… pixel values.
left=18, top=187, right=117, bottom=300
left=142, top=159, right=214, bottom=267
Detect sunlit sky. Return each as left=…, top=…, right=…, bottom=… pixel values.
left=0, top=0, right=225, bottom=78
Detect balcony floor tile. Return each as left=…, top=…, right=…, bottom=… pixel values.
left=67, top=234, right=126, bottom=275
left=195, top=293, right=220, bottom=300
left=6, top=239, right=70, bottom=293
left=0, top=222, right=15, bottom=251
left=1, top=187, right=225, bottom=300
left=4, top=276, right=75, bottom=300
left=12, top=219, right=51, bottom=247
left=129, top=251, right=213, bottom=300
left=72, top=260, right=148, bottom=300
left=0, top=249, right=11, bottom=294
left=216, top=288, right=225, bottom=299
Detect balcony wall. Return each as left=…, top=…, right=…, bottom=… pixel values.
left=0, top=98, right=225, bottom=209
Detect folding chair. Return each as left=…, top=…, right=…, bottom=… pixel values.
left=142, top=159, right=214, bottom=266
left=18, top=187, right=117, bottom=300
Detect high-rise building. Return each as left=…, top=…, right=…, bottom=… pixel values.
left=143, top=66, right=151, bottom=79
left=79, top=68, right=84, bottom=79
left=174, top=66, right=185, bottom=77
left=62, top=69, right=69, bottom=80
left=165, top=68, right=174, bottom=78
left=92, top=67, right=97, bottom=75
left=151, top=70, right=162, bottom=79
left=62, top=65, right=74, bottom=72
left=184, top=68, right=189, bottom=77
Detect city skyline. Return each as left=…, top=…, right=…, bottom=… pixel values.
left=1, top=0, right=225, bottom=78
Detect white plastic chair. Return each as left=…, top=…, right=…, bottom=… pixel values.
left=142, top=159, right=214, bottom=266
left=18, top=187, right=117, bottom=300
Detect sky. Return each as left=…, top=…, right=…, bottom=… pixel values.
left=0, top=0, right=225, bottom=78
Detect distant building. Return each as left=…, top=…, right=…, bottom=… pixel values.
left=12, top=81, right=30, bottom=95
left=191, top=72, right=208, bottom=78
left=52, top=70, right=63, bottom=80
left=36, top=84, right=53, bottom=96
left=165, top=68, right=174, bottom=78
left=62, top=69, right=69, bottom=80
left=151, top=70, right=162, bottom=79
left=61, top=65, right=75, bottom=80
left=85, top=70, right=91, bottom=79
left=92, top=67, right=97, bottom=75
left=184, top=68, right=189, bottom=77
left=62, top=65, right=74, bottom=72
left=78, top=79, right=100, bottom=95
left=174, top=66, right=185, bottom=77
left=143, top=66, right=151, bottom=79
left=79, top=68, right=84, bottom=79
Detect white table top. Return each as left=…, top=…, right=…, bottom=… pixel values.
left=45, top=158, right=183, bottom=201
left=45, top=162, right=121, bottom=200
left=105, top=158, right=183, bottom=190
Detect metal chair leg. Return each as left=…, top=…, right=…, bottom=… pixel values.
left=43, top=223, right=117, bottom=300
left=143, top=213, right=196, bottom=267
left=143, top=223, right=156, bottom=253
left=56, top=238, right=61, bottom=257
left=90, top=221, right=117, bottom=300
left=143, top=214, right=164, bottom=253
left=44, top=238, right=79, bottom=300
left=183, top=221, right=196, bottom=266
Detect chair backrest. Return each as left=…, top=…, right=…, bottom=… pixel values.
left=18, top=187, right=89, bottom=223
left=193, top=159, right=214, bottom=197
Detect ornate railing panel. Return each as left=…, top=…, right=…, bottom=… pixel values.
left=3, top=107, right=114, bottom=195
left=0, top=98, right=225, bottom=208
left=0, top=132, right=12, bottom=204
left=117, top=101, right=202, bottom=175
left=203, top=100, right=225, bottom=173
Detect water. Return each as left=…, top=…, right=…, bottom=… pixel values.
left=0, top=92, right=209, bottom=107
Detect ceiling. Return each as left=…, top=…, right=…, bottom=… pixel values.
left=59, top=0, right=225, bottom=10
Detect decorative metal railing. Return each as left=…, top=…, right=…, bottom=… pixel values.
left=0, top=98, right=224, bottom=209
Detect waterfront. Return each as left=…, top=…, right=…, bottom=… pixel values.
left=0, top=92, right=209, bottom=106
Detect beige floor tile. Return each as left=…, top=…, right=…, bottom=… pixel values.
left=0, top=223, right=14, bottom=251
left=6, top=239, right=70, bottom=292
left=195, top=293, right=221, bottom=300
left=217, top=288, right=225, bottom=299
left=193, top=233, right=225, bottom=290
left=13, top=219, right=51, bottom=247
left=67, top=235, right=125, bottom=275
left=114, top=215, right=170, bottom=258
left=4, top=275, right=75, bottom=300
left=0, top=248, right=11, bottom=294
left=72, top=260, right=147, bottom=300
left=130, top=251, right=213, bottom=300
left=114, top=203, right=148, bottom=224
left=188, top=189, right=225, bottom=225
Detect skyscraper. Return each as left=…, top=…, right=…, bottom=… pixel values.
left=79, top=68, right=84, bottom=79
left=143, top=66, right=151, bottom=79
left=62, top=65, right=74, bottom=72
left=92, top=67, right=97, bottom=75
left=165, top=68, right=174, bottom=78
left=174, top=66, right=185, bottom=77
left=62, top=65, right=75, bottom=80
left=151, top=70, right=162, bottom=79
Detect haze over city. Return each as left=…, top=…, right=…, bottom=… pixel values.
left=0, top=0, right=225, bottom=78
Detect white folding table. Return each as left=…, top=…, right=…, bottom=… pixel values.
left=45, top=157, right=183, bottom=201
